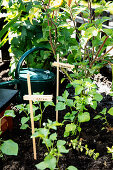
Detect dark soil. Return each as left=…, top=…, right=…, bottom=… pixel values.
left=1, top=70, right=113, bottom=170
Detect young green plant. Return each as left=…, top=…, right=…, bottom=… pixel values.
left=0, top=110, right=18, bottom=157
left=32, top=119, right=68, bottom=170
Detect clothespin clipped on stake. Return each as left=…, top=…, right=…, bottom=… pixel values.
left=52, top=54, right=74, bottom=122
left=23, top=73, right=53, bottom=160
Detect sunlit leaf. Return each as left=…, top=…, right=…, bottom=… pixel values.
left=1, top=140, right=18, bottom=156
left=108, top=107, right=113, bottom=116
left=78, top=112, right=90, bottom=122
left=4, top=110, right=15, bottom=118
left=56, top=102, right=66, bottom=111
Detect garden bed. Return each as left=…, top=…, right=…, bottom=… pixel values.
left=0, top=71, right=113, bottom=170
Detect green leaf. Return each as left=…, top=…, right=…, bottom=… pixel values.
left=57, top=140, right=69, bottom=153
left=78, top=112, right=90, bottom=122
left=45, top=155, right=57, bottom=170
left=61, top=78, right=66, bottom=84
left=93, top=115, right=102, bottom=119
left=95, top=17, right=111, bottom=25
left=100, top=108, right=107, bottom=115
left=34, top=114, right=41, bottom=121
left=71, top=80, right=83, bottom=87
left=64, top=111, right=77, bottom=121
left=1, top=140, right=18, bottom=156
left=56, top=102, right=66, bottom=111
left=0, top=31, right=9, bottom=48
left=67, top=166, right=78, bottom=170
left=4, top=110, right=15, bottom=118
left=15, top=104, right=24, bottom=110
left=75, top=85, right=83, bottom=95
left=66, top=83, right=72, bottom=88
left=93, top=93, right=103, bottom=102
left=0, top=13, right=21, bottom=39
left=36, top=155, right=57, bottom=170
left=66, top=99, right=74, bottom=107
left=65, top=123, right=76, bottom=133
left=108, top=107, right=113, bottom=116
left=49, top=133, right=57, bottom=141
left=43, top=138, right=52, bottom=148
left=32, top=128, right=49, bottom=138
left=20, top=124, right=29, bottom=130
left=44, top=101, right=55, bottom=108
left=21, top=117, right=29, bottom=125
left=91, top=101, right=97, bottom=110
left=109, top=93, right=113, bottom=97
left=80, top=27, right=99, bottom=48
left=47, top=120, right=63, bottom=130
left=57, top=96, right=66, bottom=102
left=26, top=104, right=37, bottom=114
left=35, top=161, right=47, bottom=170
left=16, top=104, right=26, bottom=113
left=63, top=90, right=69, bottom=99
left=103, top=29, right=113, bottom=38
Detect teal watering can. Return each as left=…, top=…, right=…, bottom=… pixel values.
left=0, top=47, right=55, bottom=101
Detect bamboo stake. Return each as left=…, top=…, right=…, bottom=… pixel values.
left=52, top=55, right=75, bottom=121
left=27, top=73, right=37, bottom=160
left=56, top=54, right=59, bottom=121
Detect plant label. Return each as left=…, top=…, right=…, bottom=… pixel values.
left=52, top=61, right=75, bottom=69
left=23, top=95, right=53, bottom=101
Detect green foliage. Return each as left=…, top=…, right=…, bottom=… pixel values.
left=34, top=119, right=67, bottom=169
left=36, top=155, right=57, bottom=170
left=64, top=123, right=77, bottom=137
left=107, top=146, right=113, bottom=159
left=0, top=13, right=21, bottom=39
left=0, top=140, right=18, bottom=156
left=16, top=93, right=55, bottom=129
left=1, top=0, right=113, bottom=166
left=0, top=110, right=18, bottom=157
left=4, top=110, right=15, bottom=118
left=57, top=79, right=102, bottom=125
left=78, top=112, right=90, bottom=123
left=71, top=138, right=99, bottom=160
left=94, top=107, right=113, bottom=129
left=67, top=166, right=78, bottom=170
left=1, top=0, right=113, bottom=79
left=56, top=78, right=103, bottom=142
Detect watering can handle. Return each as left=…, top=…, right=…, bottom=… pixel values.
left=15, top=47, right=50, bottom=79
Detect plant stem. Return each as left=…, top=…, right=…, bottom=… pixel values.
left=61, top=68, right=73, bottom=82
left=89, top=0, right=92, bottom=23
left=105, top=116, right=110, bottom=128
left=39, top=103, right=42, bottom=128
left=97, top=46, right=113, bottom=62
left=111, top=64, right=113, bottom=91
left=56, top=153, right=60, bottom=170
left=90, top=35, right=109, bottom=68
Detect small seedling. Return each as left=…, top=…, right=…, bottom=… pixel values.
left=70, top=138, right=99, bottom=160
left=16, top=93, right=55, bottom=130
left=33, top=119, right=68, bottom=170
left=107, top=146, right=113, bottom=159
left=0, top=110, right=18, bottom=157
left=94, top=107, right=113, bottom=130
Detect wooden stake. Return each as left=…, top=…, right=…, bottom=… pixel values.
left=27, top=73, right=37, bottom=160
left=24, top=74, right=53, bottom=159
left=52, top=55, right=74, bottom=122
left=56, top=54, right=59, bottom=122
